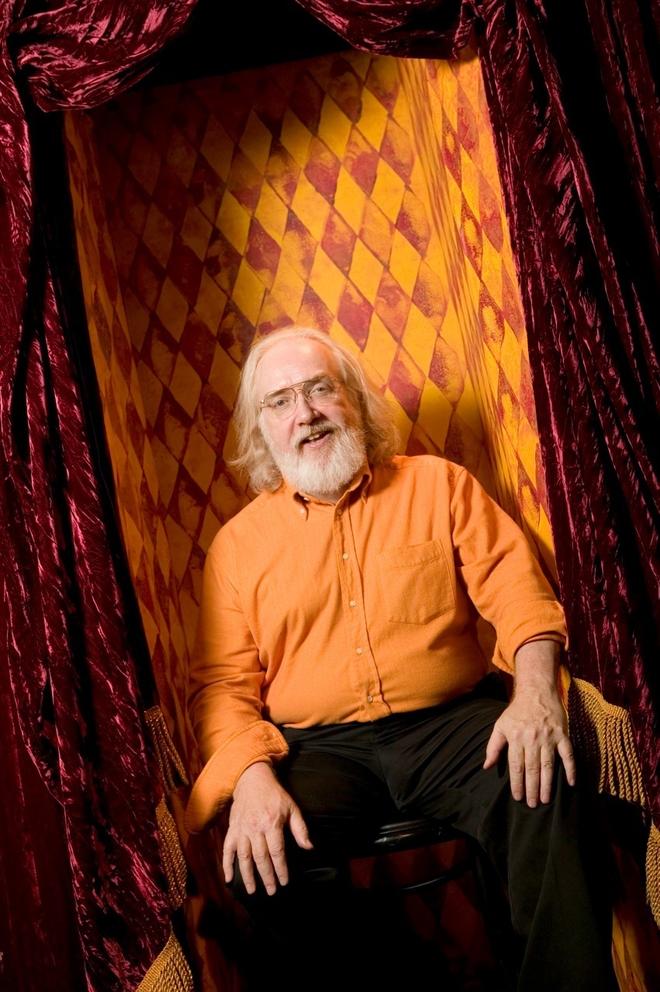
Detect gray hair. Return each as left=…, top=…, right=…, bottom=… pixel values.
left=230, top=326, right=400, bottom=493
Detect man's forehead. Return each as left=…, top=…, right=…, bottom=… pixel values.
left=255, top=338, right=339, bottom=394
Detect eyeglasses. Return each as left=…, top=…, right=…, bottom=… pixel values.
left=259, top=375, right=342, bottom=419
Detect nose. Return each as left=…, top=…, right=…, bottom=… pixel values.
left=294, top=391, right=321, bottom=423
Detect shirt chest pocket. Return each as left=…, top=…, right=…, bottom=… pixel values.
left=376, top=540, right=455, bottom=624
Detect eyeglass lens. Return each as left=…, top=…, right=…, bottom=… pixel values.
left=262, top=376, right=338, bottom=417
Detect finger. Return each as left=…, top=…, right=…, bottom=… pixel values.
left=236, top=838, right=257, bottom=895
left=557, top=736, right=577, bottom=786
left=265, top=826, right=289, bottom=887
left=483, top=727, right=508, bottom=769
left=251, top=835, right=278, bottom=896
left=539, top=744, right=556, bottom=804
left=508, top=744, right=525, bottom=801
left=289, top=806, right=314, bottom=850
left=222, top=832, right=237, bottom=884
left=524, top=746, right=541, bottom=808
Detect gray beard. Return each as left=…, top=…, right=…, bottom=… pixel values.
left=264, top=422, right=367, bottom=501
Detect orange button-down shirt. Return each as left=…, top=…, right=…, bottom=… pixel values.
left=186, top=455, right=566, bottom=830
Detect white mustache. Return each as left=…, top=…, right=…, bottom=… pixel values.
left=295, top=422, right=337, bottom=447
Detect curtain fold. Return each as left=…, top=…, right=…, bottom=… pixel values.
left=0, top=2, right=196, bottom=989
left=295, top=0, right=476, bottom=57
left=294, top=0, right=660, bottom=828
left=477, top=0, right=659, bottom=822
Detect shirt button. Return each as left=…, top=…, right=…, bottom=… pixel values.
left=356, top=647, right=363, bottom=655
left=367, top=695, right=373, bottom=703
left=336, top=509, right=342, bottom=518
left=349, top=599, right=356, bottom=608
left=342, top=552, right=349, bottom=560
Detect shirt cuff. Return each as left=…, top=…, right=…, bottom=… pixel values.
left=185, top=720, right=289, bottom=832
left=494, top=605, right=568, bottom=672
left=517, top=632, right=566, bottom=648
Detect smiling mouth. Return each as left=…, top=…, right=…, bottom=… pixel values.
left=299, top=427, right=334, bottom=448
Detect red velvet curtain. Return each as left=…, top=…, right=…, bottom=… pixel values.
left=295, top=0, right=660, bottom=822
left=478, top=0, right=660, bottom=823
left=0, top=2, right=196, bottom=989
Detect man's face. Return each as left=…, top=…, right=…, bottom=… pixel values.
left=254, top=338, right=366, bottom=498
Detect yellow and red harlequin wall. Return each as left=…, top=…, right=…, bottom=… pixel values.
left=65, top=49, right=649, bottom=991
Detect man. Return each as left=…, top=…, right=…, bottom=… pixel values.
left=186, top=326, right=615, bottom=990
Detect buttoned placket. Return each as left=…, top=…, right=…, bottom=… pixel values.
left=333, top=495, right=389, bottom=719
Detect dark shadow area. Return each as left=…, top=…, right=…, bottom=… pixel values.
left=146, top=0, right=344, bottom=86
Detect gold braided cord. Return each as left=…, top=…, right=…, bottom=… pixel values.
left=135, top=929, right=194, bottom=992
left=156, top=797, right=188, bottom=909
left=645, top=823, right=660, bottom=928
left=568, top=677, right=658, bottom=925
left=145, top=706, right=189, bottom=790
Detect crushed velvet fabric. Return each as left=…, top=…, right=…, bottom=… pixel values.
left=0, top=2, right=196, bottom=989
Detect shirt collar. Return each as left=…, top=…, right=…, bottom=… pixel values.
left=285, top=463, right=373, bottom=513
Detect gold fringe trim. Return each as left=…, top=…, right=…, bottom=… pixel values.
left=156, top=797, right=188, bottom=909
left=568, top=677, right=658, bottom=924
left=136, top=929, right=193, bottom=992
left=145, top=706, right=189, bottom=790
left=568, top=678, right=646, bottom=806
left=645, top=822, right=660, bottom=928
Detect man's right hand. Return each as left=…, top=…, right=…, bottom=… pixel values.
left=223, top=761, right=313, bottom=896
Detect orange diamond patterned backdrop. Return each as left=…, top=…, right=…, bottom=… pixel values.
left=399, top=56, right=557, bottom=576
left=66, top=114, right=193, bottom=757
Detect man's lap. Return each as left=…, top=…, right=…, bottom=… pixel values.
left=276, top=674, right=511, bottom=854
left=231, top=677, right=617, bottom=991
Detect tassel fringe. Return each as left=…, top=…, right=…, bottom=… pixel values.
left=645, top=822, right=660, bottom=928
left=136, top=929, right=194, bottom=992
left=568, top=678, right=646, bottom=806
left=145, top=706, right=189, bottom=790
left=568, top=677, right=658, bottom=924
left=156, top=797, right=188, bottom=909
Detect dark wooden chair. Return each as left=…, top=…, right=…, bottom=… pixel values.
left=301, top=815, right=515, bottom=989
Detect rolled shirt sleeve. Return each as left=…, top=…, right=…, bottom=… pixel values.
left=450, top=466, right=567, bottom=671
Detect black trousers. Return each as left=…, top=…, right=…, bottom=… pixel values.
left=232, top=677, right=616, bottom=991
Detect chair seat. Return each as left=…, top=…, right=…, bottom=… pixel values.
left=372, top=817, right=463, bottom=853
left=298, top=813, right=512, bottom=982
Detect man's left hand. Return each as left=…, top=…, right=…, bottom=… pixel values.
left=483, top=640, right=576, bottom=807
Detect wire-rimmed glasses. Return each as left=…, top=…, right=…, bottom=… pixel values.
left=259, top=375, right=341, bottom=419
